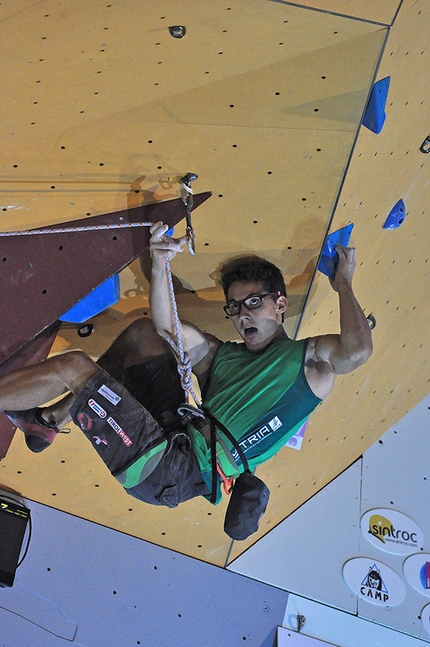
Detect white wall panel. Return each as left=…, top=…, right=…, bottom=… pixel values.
left=228, top=460, right=362, bottom=612
left=356, top=392, right=430, bottom=640
left=0, top=498, right=288, bottom=647
left=282, top=595, right=427, bottom=647
left=229, top=393, right=430, bottom=644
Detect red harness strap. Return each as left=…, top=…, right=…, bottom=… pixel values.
left=216, top=463, right=233, bottom=495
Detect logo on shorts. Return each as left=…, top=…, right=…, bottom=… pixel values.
left=93, top=435, right=109, bottom=447
left=107, top=416, right=132, bottom=447
left=76, top=411, right=93, bottom=432
left=98, top=384, right=121, bottom=406
left=88, top=399, right=107, bottom=418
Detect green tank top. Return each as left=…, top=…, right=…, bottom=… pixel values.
left=188, top=338, right=321, bottom=499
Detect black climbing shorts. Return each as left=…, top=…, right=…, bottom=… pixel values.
left=122, top=353, right=185, bottom=430
left=125, top=429, right=210, bottom=508
left=70, top=357, right=209, bottom=507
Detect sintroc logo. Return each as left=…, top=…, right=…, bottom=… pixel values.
left=361, top=509, right=424, bottom=555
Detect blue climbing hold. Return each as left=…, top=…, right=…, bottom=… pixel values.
left=383, top=199, right=406, bottom=230
left=362, top=77, right=390, bottom=134
left=318, top=223, right=354, bottom=280
left=59, top=274, right=120, bottom=323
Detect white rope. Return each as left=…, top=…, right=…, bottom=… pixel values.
left=0, top=222, right=153, bottom=236
left=164, top=261, right=201, bottom=407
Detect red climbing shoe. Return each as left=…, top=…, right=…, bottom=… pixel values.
left=4, top=408, right=61, bottom=453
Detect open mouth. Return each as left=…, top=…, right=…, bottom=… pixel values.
left=244, top=326, right=258, bottom=340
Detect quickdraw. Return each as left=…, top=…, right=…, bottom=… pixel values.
left=180, top=172, right=198, bottom=255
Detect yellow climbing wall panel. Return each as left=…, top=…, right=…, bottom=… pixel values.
left=282, top=0, right=402, bottom=25
left=2, top=0, right=424, bottom=567
left=229, top=0, right=430, bottom=560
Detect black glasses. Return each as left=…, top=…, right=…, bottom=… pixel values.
left=223, top=293, right=277, bottom=317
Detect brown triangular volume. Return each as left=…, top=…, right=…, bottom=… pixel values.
left=0, top=193, right=211, bottom=366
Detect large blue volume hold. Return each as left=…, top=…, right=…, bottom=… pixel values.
left=362, top=77, right=390, bottom=134
left=60, top=274, right=120, bottom=323
left=383, top=199, right=406, bottom=230
left=318, top=223, right=354, bottom=280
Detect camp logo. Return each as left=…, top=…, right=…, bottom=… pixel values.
left=343, top=558, right=406, bottom=607
left=360, top=565, right=390, bottom=603
left=361, top=508, right=424, bottom=554
left=404, top=554, right=430, bottom=598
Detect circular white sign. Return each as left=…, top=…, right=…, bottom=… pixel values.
left=361, top=508, right=424, bottom=554
left=343, top=558, right=406, bottom=606
left=404, top=554, right=430, bottom=598
left=421, top=603, right=430, bottom=635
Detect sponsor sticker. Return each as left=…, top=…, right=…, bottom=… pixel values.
left=285, top=419, right=308, bottom=451
left=88, top=399, right=107, bottom=419
left=98, top=384, right=121, bottom=406
left=343, top=557, right=406, bottom=607
left=404, top=553, right=430, bottom=598
left=76, top=411, right=93, bottom=432
left=361, top=508, right=424, bottom=554
left=421, top=602, right=430, bottom=635
left=268, top=416, right=282, bottom=431
left=92, top=435, right=109, bottom=447
left=107, top=416, right=132, bottom=447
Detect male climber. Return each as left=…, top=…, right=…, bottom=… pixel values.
left=0, top=221, right=372, bottom=536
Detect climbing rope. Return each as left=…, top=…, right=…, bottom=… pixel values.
left=164, top=260, right=201, bottom=408
left=161, top=172, right=200, bottom=406
left=0, top=222, right=154, bottom=236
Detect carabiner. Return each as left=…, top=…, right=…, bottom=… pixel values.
left=180, top=173, right=198, bottom=255
left=420, top=135, right=430, bottom=154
